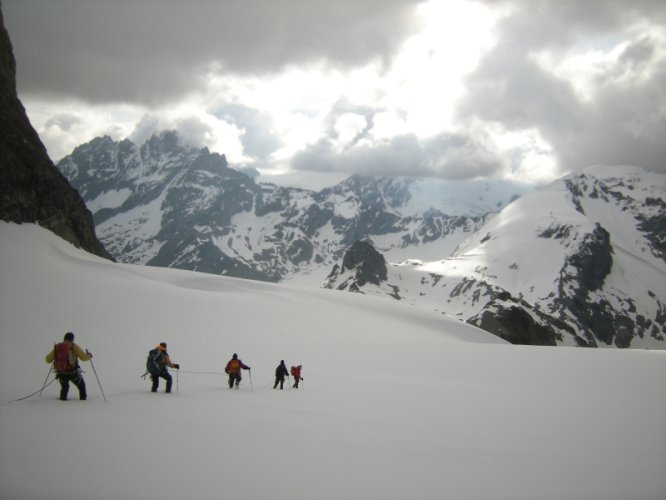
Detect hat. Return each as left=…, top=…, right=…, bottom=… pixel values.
left=160, top=342, right=167, bottom=348
left=64, top=332, right=74, bottom=341
left=232, top=353, right=238, bottom=359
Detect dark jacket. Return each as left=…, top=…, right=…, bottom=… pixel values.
left=275, top=362, right=289, bottom=378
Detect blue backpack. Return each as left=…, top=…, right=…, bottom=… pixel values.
left=146, top=348, right=164, bottom=376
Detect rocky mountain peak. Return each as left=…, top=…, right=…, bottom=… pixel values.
left=56, top=134, right=507, bottom=282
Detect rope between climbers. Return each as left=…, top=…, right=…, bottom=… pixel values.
left=8, top=377, right=57, bottom=403
left=177, top=370, right=227, bottom=376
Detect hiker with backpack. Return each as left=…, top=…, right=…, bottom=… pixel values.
left=224, top=353, right=250, bottom=389
left=45, top=332, right=92, bottom=401
left=273, top=360, right=289, bottom=390
left=146, top=342, right=180, bottom=393
left=291, top=365, right=303, bottom=389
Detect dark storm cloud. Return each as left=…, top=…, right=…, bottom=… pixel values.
left=291, top=132, right=502, bottom=180
left=290, top=100, right=502, bottom=180
left=2, top=0, right=420, bottom=105
left=459, top=0, right=666, bottom=175
left=291, top=100, right=503, bottom=180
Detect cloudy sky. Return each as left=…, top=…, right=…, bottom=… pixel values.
left=4, top=0, right=666, bottom=187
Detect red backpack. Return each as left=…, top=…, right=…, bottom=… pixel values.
left=54, top=342, right=75, bottom=373
left=227, top=359, right=241, bottom=374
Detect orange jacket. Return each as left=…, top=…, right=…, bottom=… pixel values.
left=155, top=344, right=177, bottom=368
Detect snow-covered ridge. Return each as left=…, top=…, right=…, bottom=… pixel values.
left=324, top=166, right=666, bottom=348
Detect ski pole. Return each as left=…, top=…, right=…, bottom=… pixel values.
left=176, top=369, right=179, bottom=393
left=87, top=351, right=107, bottom=402
left=249, top=369, right=254, bottom=391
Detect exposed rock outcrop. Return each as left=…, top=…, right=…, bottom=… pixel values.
left=0, top=8, right=111, bottom=259
left=322, top=241, right=388, bottom=292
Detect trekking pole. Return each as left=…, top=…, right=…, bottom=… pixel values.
left=87, top=351, right=107, bottom=402
left=249, top=370, right=254, bottom=391
left=176, top=369, right=179, bottom=393
left=39, top=360, right=55, bottom=396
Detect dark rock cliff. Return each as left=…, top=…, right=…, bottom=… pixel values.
left=0, top=8, right=111, bottom=259
left=323, top=240, right=388, bottom=292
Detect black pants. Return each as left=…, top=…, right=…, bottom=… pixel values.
left=151, top=371, right=173, bottom=392
left=57, top=372, right=87, bottom=400
left=274, top=375, right=286, bottom=389
left=293, top=377, right=301, bottom=389
left=228, top=373, right=241, bottom=388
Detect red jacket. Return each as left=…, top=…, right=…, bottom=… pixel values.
left=290, top=365, right=302, bottom=379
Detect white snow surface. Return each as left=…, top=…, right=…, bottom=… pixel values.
left=1, top=222, right=665, bottom=500
left=88, top=188, right=132, bottom=212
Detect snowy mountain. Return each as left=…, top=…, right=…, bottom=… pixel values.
left=56, top=131, right=530, bottom=282
left=323, top=166, right=666, bottom=349
left=1, top=221, right=665, bottom=500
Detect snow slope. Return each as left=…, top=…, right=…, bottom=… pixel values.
left=1, top=222, right=665, bottom=500
left=324, top=166, right=666, bottom=348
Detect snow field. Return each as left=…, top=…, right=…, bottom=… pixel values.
left=1, top=222, right=665, bottom=500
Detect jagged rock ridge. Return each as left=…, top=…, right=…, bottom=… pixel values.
left=56, top=132, right=529, bottom=281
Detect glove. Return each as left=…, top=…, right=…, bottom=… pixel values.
left=174, top=364, right=180, bottom=369
left=86, top=350, right=93, bottom=358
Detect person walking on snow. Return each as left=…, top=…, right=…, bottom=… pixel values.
left=45, top=332, right=93, bottom=401
left=148, top=342, right=179, bottom=393
left=225, top=353, right=250, bottom=389
left=274, top=360, right=289, bottom=390
left=291, top=365, right=303, bottom=389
